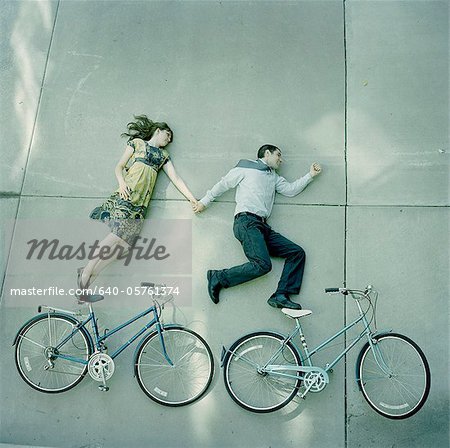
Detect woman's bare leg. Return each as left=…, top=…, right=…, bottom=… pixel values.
left=80, top=233, right=130, bottom=288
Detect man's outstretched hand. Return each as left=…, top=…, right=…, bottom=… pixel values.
left=310, top=163, right=322, bottom=177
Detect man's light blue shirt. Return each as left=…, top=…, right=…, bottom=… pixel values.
left=199, top=159, right=313, bottom=219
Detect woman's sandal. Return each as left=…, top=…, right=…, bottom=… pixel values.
left=76, top=267, right=104, bottom=303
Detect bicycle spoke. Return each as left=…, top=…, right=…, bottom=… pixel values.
left=18, top=335, right=47, bottom=350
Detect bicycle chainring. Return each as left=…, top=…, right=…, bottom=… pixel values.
left=88, top=353, right=115, bottom=382
left=303, top=371, right=327, bottom=393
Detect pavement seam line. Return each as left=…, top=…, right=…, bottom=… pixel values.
left=343, top=1, right=349, bottom=447
left=0, top=1, right=61, bottom=301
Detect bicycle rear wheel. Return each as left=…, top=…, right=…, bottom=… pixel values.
left=357, top=333, right=431, bottom=419
left=223, top=332, right=302, bottom=413
left=135, top=327, right=214, bottom=406
left=15, top=314, right=92, bottom=393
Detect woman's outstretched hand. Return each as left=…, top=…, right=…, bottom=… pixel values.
left=191, top=200, right=205, bottom=214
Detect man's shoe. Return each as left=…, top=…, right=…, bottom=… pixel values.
left=207, top=270, right=222, bottom=304
left=267, top=293, right=302, bottom=310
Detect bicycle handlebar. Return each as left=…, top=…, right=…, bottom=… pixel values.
left=325, top=285, right=373, bottom=296
left=325, top=287, right=348, bottom=295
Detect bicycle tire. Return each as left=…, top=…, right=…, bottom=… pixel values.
left=134, top=327, right=214, bottom=406
left=223, top=331, right=302, bottom=413
left=15, top=314, right=93, bottom=393
left=357, top=333, right=431, bottom=419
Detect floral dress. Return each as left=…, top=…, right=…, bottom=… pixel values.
left=90, top=138, right=170, bottom=245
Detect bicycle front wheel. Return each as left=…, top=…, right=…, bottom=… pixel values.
left=357, top=333, right=431, bottom=419
left=15, top=314, right=92, bottom=393
left=223, top=332, right=302, bottom=413
left=135, top=327, right=214, bottom=406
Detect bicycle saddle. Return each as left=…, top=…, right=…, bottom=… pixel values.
left=77, top=294, right=104, bottom=304
left=281, top=308, right=312, bottom=319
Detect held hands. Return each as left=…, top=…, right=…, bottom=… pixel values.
left=191, top=199, right=205, bottom=214
left=310, top=162, right=322, bottom=177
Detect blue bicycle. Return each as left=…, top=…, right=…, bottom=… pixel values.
left=222, top=286, right=430, bottom=418
left=13, top=282, right=214, bottom=407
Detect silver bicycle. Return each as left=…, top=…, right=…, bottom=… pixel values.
left=221, top=286, right=431, bottom=418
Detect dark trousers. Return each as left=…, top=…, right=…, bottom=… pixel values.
left=217, top=213, right=306, bottom=295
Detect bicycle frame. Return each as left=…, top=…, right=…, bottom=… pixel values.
left=260, top=295, right=392, bottom=382
left=48, top=303, right=173, bottom=366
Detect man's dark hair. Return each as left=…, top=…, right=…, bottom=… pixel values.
left=257, top=144, right=280, bottom=159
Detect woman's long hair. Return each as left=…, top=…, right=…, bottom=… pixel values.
left=121, top=115, right=173, bottom=142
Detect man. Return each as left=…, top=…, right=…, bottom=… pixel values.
left=195, top=144, right=322, bottom=309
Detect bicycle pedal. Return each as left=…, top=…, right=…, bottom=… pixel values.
left=98, top=385, right=109, bottom=392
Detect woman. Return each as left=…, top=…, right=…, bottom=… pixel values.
left=77, top=115, right=198, bottom=302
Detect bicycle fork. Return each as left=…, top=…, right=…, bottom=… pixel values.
left=355, top=300, right=394, bottom=377
left=367, top=336, right=395, bottom=377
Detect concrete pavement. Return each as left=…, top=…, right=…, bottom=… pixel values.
left=1, top=1, right=448, bottom=447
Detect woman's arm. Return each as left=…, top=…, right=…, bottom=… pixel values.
left=115, top=145, right=134, bottom=200
left=162, top=160, right=197, bottom=203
